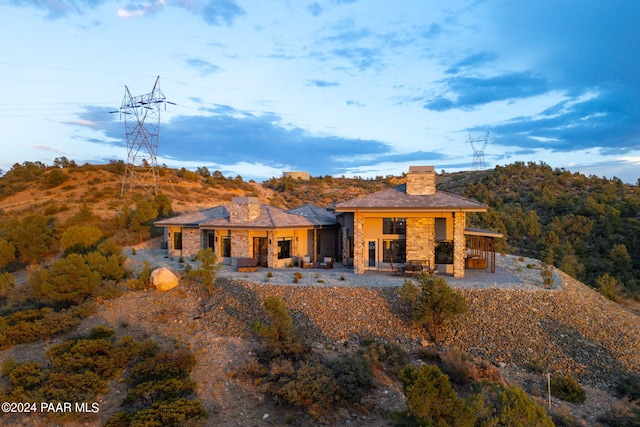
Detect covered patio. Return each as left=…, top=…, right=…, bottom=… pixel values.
left=464, top=228, right=504, bottom=273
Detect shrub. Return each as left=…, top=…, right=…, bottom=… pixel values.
left=252, top=296, right=309, bottom=359
left=185, top=248, right=221, bottom=294
left=398, top=272, right=469, bottom=343
left=330, top=354, right=374, bottom=402
left=617, top=373, right=640, bottom=401
left=394, top=364, right=476, bottom=426
left=361, top=338, right=410, bottom=378
left=469, top=383, right=554, bottom=427
left=550, top=374, right=586, bottom=404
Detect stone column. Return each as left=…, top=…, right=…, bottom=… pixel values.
left=354, top=212, right=364, bottom=274
left=453, top=212, right=466, bottom=278
left=406, top=217, right=435, bottom=265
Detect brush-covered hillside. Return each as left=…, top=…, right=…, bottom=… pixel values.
left=1, top=159, right=639, bottom=301
left=0, top=159, right=639, bottom=426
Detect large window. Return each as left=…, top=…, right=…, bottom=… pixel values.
left=383, top=218, right=406, bottom=234
left=435, top=241, right=454, bottom=264
left=173, top=231, right=182, bottom=250
left=221, top=236, right=231, bottom=258
left=206, top=231, right=215, bottom=249
left=278, top=237, right=292, bottom=259
left=383, top=239, right=406, bottom=263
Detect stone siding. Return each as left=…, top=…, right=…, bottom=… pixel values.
left=453, top=212, right=466, bottom=278
left=182, top=228, right=201, bottom=258
left=354, top=212, right=364, bottom=274
left=406, top=217, right=435, bottom=265
left=406, top=166, right=436, bottom=196
left=229, top=197, right=260, bottom=223
left=231, top=230, right=250, bottom=258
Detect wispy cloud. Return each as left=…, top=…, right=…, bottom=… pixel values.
left=184, top=58, right=220, bottom=76
left=308, top=79, right=339, bottom=88
left=117, top=0, right=166, bottom=18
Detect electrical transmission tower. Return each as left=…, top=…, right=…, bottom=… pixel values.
left=112, top=76, right=172, bottom=195
left=466, top=132, right=491, bottom=170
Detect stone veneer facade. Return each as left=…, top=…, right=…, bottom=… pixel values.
left=406, top=217, right=435, bottom=267
left=453, top=212, right=466, bottom=278
left=406, top=165, right=436, bottom=195
left=230, top=197, right=260, bottom=223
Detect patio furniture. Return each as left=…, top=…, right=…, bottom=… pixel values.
left=302, top=256, right=315, bottom=269
left=402, top=260, right=425, bottom=277
left=317, top=257, right=333, bottom=269
left=236, top=257, right=258, bottom=272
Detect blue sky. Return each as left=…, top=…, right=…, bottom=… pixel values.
left=0, top=0, right=639, bottom=183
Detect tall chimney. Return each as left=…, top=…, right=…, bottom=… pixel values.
left=406, top=166, right=436, bottom=195
left=230, top=197, right=260, bottom=223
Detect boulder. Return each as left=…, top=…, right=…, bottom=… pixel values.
left=150, top=267, right=179, bottom=291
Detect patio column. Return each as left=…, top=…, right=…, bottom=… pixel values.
left=354, top=212, right=364, bottom=274
left=453, top=212, right=466, bottom=278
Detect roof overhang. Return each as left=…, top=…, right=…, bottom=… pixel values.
left=464, top=227, right=504, bottom=238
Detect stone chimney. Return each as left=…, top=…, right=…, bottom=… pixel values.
left=230, top=197, right=261, bottom=223
left=406, top=166, right=436, bottom=195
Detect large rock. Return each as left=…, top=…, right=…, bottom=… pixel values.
left=150, top=267, right=179, bottom=291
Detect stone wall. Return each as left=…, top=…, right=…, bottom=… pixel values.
left=453, top=212, right=466, bottom=278
left=406, top=165, right=436, bottom=196
left=182, top=228, right=201, bottom=258
left=406, top=217, right=435, bottom=265
left=231, top=230, right=250, bottom=258
left=229, top=197, right=260, bottom=223
left=353, top=212, right=364, bottom=274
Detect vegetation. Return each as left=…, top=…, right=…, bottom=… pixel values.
left=247, top=296, right=376, bottom=417
left=398, top=272, right=469, bottom=343
left=550, top=374, right=587, bottom=404
left=393, top=364, right=554, bottom=427
left=448, top=162, right=640, bottom=298
left=185, top=248, right=221, bottom=295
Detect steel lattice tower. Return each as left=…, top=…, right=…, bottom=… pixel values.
left=115, top=76, right=169, bottom=195
left=467, top=133, right=491, bottom=170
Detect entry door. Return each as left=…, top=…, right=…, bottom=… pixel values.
left=367, top=240, right=376, bottom=268
left=253, top=237, right=268, bottom=267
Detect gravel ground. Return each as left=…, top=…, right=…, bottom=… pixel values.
left=145, top=251, right=561, bottom=291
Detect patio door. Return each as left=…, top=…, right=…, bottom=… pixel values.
left=253, top=237, right=268, bottom=267
left=367, top=240, right=376, bottom=268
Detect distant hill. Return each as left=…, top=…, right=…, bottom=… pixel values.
left=1, top=160, right=638, bottom=298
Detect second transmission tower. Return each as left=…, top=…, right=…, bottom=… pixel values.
left=467, top=133, right=491, bottom=170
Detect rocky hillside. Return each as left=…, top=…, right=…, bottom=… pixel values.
left=67, top=251, right=638, bottom=426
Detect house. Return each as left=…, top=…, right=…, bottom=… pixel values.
left=154, top=197, right=339, bottom=268
left=155, top=166, right=498, bottom=277
left=334, top=166, right=489, bottom=278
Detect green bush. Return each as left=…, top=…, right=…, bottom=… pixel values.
left=468, top=383, right=554, bottom=427
left=252, top=296, right=309, bottom=359
left=394, top=364, right=476, bottom=427
left=330, top=354, right=374, bottom=401
left=617, top=373, right=640, bottom=401
left=398, top=272, right=469, bottom=343
left=361, top=338, right=410, bottom=378
left=550, top=374, right=586, bottom=404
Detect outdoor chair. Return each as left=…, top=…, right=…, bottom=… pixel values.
left=317, top=257, right=333, bottom=269
left=301, top=256, right=314, bottom=269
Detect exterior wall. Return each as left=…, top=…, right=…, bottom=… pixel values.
left=230, top=230, right=250, bottom=258
left=350, top=211, right=460, bottom=275
left=406, top=217, right=435, bottom=266
left=453, top=212, right=466, bottom=278
left=166, top=226, right=201, bottom=258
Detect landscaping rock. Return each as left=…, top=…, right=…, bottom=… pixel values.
left=150, top=267, right=179, bottom=291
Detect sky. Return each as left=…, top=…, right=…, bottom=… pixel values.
left=0, top=0, right=639, bottom=184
